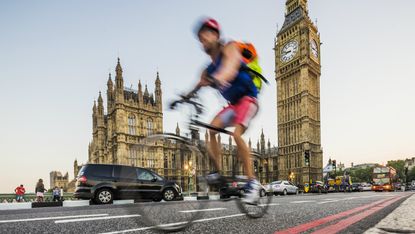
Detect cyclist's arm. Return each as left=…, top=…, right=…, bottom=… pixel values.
left=184, top=70, right=211, bottom=98
left=212, top=42, right=241, bottom=87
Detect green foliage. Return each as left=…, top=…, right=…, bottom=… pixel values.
left=407, top=167, right=415, bottom=182
left=387, top=160, right=405, bottom=180
left=350, top=167, right=373, bottom=183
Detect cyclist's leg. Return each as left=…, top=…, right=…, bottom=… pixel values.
left=232, top=96, right=258, bottom=178
left=232, top=96, right=260, bottom=204
left=233, top=124, right=254, bottom=180
left=207, top=115, right=224, bottom=171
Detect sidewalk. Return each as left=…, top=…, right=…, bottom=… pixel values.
left=365, top=193, right=415, bottom=234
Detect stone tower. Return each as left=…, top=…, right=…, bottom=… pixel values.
left=89, top=58, right=164, bottom=172
left=275, top=0, right=323, bottom=184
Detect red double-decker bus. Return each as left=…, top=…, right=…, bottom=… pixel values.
left=372, top=166, right=397, bottom=191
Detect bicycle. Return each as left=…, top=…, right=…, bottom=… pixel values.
left=122, top=94, right=272, bottom=232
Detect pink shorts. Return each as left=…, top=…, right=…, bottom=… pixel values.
left=216, top=96, right=258, bottom=128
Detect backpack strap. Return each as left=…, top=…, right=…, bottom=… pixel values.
left=240, top=65, right=270, bottom=85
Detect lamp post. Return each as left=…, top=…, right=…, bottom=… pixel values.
left=289, top=172, right=295, bottom=183
left=184, top=164, right=189, bottom=196
left=184, top=161, right=195, bottom=197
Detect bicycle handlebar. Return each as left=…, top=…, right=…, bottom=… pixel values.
left=169, top=75, right=220, bottom=113
left=169, top=95, right=204, bottom=115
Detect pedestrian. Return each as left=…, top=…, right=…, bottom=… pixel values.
left=52, top=186, right=60, bottom=202
left=35, top=179, right=46, bottom=202
left=14, top=184, right=26, bottom=202
left=60, top=186, right=64, bottom=201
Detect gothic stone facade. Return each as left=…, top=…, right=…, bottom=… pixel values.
left=89, top=58, right=163, bottom=170
left=275, top=0, right=323, bottom=185
left=49, top=171, right=69, bottom=191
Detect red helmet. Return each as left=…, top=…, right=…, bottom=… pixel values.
left=194, top=17, right=220, bottom=36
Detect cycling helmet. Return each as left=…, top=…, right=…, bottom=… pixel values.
left=194, top=17, right=220, bottom=36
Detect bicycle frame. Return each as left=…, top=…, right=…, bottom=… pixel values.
left=175, top=97, right=245, bottom=183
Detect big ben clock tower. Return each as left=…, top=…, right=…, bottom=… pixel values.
left=275, top=0, right=323, bottom=184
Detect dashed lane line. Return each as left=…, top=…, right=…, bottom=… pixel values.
left=179, top=208, right=226, bottom=213
left=259, top=203, right=280, bottom=207
left=55, top=214, right=140, bottom=224
left=0, top=214, right=108, bottom=224
left=290, top=200, right=315, bottom=204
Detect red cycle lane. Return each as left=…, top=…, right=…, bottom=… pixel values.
left=275, top=194, right=408, bottom=234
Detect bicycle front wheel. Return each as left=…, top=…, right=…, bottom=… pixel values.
left=236, top=187, right=273, bottom=218
left=121, top=133, right=209, bottom=232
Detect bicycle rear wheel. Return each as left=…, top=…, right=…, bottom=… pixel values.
left=121, top=133, right=209, bottom=232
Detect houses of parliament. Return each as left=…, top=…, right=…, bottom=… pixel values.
left=62, top=0, right=323, bottom=192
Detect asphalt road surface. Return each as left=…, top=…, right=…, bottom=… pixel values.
left=0, top=191, right=412, bottom=234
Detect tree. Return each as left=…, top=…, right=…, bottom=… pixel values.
left=350, top=167, right=373, bottom=183
left=387, top=160, right=405, bottom=181
left=407, top=167, right=415, bottom=182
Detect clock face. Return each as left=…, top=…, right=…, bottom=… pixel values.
left=280, top=40, right=298, bottom=62
left=310, top=39, right=318, bottom=58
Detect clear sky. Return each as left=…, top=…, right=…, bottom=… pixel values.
left=1, top=0, right=414, bottom=193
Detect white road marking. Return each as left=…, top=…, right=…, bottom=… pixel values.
left=318, top=200, right=340, bottom=204
left=290, top=200, right=315, bottom=204
left=0, top=214, right=108, bottom=224
left=259, top=203, right=279, bottom=207
left=179, top=208, right=226, bottom=213
left=100, top=214, right=246, bottom=233
left=55, top=214, right=140, bottom=224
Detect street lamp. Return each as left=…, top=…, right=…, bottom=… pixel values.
left=189, top=161, right=193, bottom=196
left=184, top=164, right=189, bottom=196
left=184, top=161, right=195, bottom=197
left=289, top=172, right=295, bottom=182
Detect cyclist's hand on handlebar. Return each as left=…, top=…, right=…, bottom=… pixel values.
left=169, top=93, right=192, bottom=110
left=205, top=74, right=229, bottom=90
left=169, top=99, right=181, bottom=110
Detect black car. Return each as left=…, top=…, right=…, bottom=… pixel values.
left=219, top=177, right=267, bottom=199
left=309, top=181, right=328, bottom=193
left=74, top=164, right=183, bottom=204
left=351, top=183, right=363, bottom=192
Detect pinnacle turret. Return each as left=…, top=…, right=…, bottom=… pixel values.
left=175, top=123, right=180, bottom=136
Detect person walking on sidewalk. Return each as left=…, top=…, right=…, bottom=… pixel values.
left=14, top=184, right=26, bottom=202
left=35, top=179, right=46, bottom=202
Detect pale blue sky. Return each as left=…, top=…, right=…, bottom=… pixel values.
left=1, top=1, right=414, bottom=192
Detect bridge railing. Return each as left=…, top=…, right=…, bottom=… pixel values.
left=0, top=193, right=75, bottom=203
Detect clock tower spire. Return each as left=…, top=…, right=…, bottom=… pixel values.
left=275, top=0, right=323, bottom=185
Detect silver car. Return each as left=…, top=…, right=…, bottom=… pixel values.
left=269, top=180, right=299, bottom=195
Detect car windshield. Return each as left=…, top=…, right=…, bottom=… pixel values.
left=272, top=181, right=282, bottom=184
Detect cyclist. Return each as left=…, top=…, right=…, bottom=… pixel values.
left=180, top=17, right=261, bottom=204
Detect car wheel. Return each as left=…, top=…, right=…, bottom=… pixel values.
left=260, top=189, right=266, bottom=197
left=162, top=188, right=176, bottom=201
left=95, top=188, right=113, bottom=204
left=220, top=195, right=229, bottom=199
left=283, top=189, right=287, bottom=196
left=239, top=189, right=245, bottom=198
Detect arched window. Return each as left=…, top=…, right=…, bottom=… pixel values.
left=129, top=146, right=138, bottom=166
left=128, top=115, right=136, bottom=135
left=147, top=118, right=153, bottom=135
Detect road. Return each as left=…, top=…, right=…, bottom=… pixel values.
left=0, top=192, right=412, bottom=234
